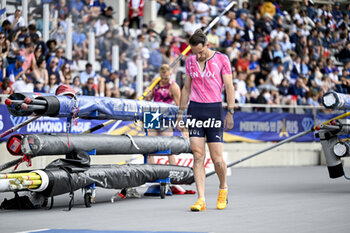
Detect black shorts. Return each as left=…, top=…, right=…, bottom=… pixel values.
left=187, top=101, right=224, bottom=143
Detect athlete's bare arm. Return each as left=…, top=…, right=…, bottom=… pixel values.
left=177, top=74, right=191, bottom=131
left=179, top=74, right=192, bottom=111
left=223, top=73, right=235, bottom=130
left=170, top=82, right=181, bottom=106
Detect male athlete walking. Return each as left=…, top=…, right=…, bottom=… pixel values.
left=177, top=29, right=235, bottom=211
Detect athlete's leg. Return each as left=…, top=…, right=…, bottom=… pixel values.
left=190, top=137, right=206, bottom=199
left=207, top=142, right=227, bottom=189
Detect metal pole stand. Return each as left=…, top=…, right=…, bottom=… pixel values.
left=82, top=149, right=97, bottom=208
left=143, top=145, right=173, bottom=198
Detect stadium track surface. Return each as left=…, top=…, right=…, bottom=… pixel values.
left=0, top=166, right=349, bottom=233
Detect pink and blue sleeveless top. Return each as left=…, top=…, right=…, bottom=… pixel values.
left=186, top=52, right=231, bottom=103
left=153, top=80, right=173, bottom=104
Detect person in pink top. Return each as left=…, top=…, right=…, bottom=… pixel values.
left=146, top=64, right=181, bottom=165
left=177, top=29, right=235, bottom=211
left=20, top=43, right=36, bottom=72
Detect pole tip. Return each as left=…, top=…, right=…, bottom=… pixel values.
left=24, top=97, right=31, bottom=104
left=4, top=99, right=12, bottom=106
left=21, top=103, right=28, bottom=110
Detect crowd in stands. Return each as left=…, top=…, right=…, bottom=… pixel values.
left=0, top=0, right=350, bottom=110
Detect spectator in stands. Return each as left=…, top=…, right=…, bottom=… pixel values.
left=82, top=77, right=96, bottom=96
left=7, top=55, right=25, bottom=82
left=306, top=91, right=320, bottom=110
left=280, top=35, right=292, bottom=55
left=149, top=44, right=166, bottom=72
left=127, top=34, right=147, bottom=59
left=247, top=52, right=260, bottom=75
left=72, top=76, right=83, bottom=94
left=255, top=88, right=273, bottom=109
left=128, top=0, right=145, bottom=29
left=164, top=0, right=182, bottom=23
left=243, top=18, right=255, bottom=44
left=0, top=32, right=9, bottom=59
left=45, top=39, right=57, bottom=61
left=194, top=0, right=210, bottom=18
left=20, top=43, right=36, bottom=72
left=105, top=71, right=120, bottom=98
left=278, top=78, right=293, bottom=105
left=267, top=63, right=285, bottom=87
left=119, top=74, right=136, bottom=99
left=15, top=27, right=28, bottom=48
left=338, top=42, right=350, bottom=63
left=73, top=22, right=88, bottom=61
left=92, top=0, right=107, bottom=14
left=60, top=63, right=72, bottom=84
left=63, top=73, right=72, bottom=85
left=34, top=78, right=45, bottom=93
left=80, top=62, right=97, bottom=85
left=56, top=0, right=69, bottom=20
left=260, top=42, right=274, bottom=71
left=160, top=22, right=173, bottom=43
left=236, top=12, right=247, bottom=31
left=222, top=31, right=233, bottom=48
left=234, top=72, right=248, bottom=104
left=118, top=51, right=129, bottom=78
left=70, top=0, right=85, bottom=21
left=94, top=17, right=109, bottom=57
left=33, top=57, right=48, bottom=86
left=246, top=73, right=259, bottom=103
left=0, top=56, right=5, bottom=82
left=145, top=28, right=161, bottom=52
left=300, top=56, right=310, bottom=78
left=7, top=10, right=25, bottom=32
left=183, top=14, right=201, bottom=36
left=198, top=16, right=209, bottom=30
left=289, top=77, right=309, bottom=105
left=101, top=51, right=112, bottom=78
left=236, top=51, right=250, bottom=73
left=51, top=25, right=66, bottom=48
left=309, top=66, right=324, bottom=93
left=13, top=74, right=34, bottom=93
left=45, top=73, right=59, bottom=94
left=4, top=0, right=348, bottom=108
left=47, top=57, right=63, bottom=84
left=127, top=55, right=138, bottom=82
left=0, top=78, right=13, bottom=94
left=207, top=26, right=220, bottom=49
left=0, top=20, right=11, bottom=38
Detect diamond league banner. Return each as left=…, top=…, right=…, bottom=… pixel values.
left=0, top=104, right=339, bottom=142
left=0, top=104, right=135, bottom=142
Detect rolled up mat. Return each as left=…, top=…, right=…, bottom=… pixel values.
left=0, top=164, right=194, bottom=197
left=6, top=93, right=179, bottom=120
left=7, top=134, right=191, bottom=156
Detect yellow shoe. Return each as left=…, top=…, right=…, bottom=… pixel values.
left=190, top=198, right=206, bottom=211
left=217, top=189, right=228, bottom=210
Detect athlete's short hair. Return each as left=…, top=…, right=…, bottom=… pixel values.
left=189, top=29, right=207, bottom=47
left=160, top=64, right=171, bottom=73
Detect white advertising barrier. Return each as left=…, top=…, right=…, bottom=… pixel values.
left=130, top=152, right=231, bottom=176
